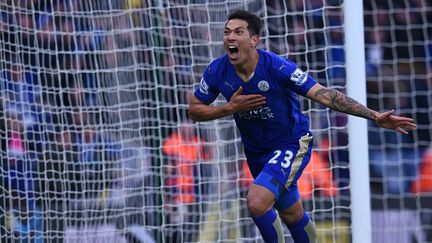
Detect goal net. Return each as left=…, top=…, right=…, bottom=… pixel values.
left=0, top=0, right=430, bottom=242
left=364, top=1, right=431, bottom=242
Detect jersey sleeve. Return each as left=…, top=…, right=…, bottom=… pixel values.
left=193, top=66, right=220, bottom=105
left=277, top=59, right=317, bottom=96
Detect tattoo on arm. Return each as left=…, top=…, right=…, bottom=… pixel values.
left=314, top=87, right=376, bottom=120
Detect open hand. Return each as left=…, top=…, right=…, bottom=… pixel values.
left=227, top=86, right=266, bottom=113
left=375, top=110, right=417, bottom=134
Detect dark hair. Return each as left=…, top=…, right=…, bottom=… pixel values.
left=227, top=10, right=262, bottom=36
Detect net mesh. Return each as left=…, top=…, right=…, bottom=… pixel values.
left=0, top=0, right=430, bottom=242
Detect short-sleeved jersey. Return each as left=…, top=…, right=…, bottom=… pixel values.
left=194, top=49, right=317, bottom=152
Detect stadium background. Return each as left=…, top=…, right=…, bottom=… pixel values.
left=0, top=0, right=431, bottom=242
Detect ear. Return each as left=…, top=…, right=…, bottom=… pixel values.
left=251, top=35, right=259, bottom=48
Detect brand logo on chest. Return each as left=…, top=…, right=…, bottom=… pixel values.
left=224, top=80, right=235, bottom=90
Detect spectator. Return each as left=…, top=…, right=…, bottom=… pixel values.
left=365, top=29, right=388, bottom=77
left=42, top=127, right=81, bottom=201
left=325, top=12, right=345, bottom=82
left=37, top=126, right=84, bottom=241
left=78, top=122, right=122, bottom=201
left=297, top=138, right=338, bottom=200
left=369, top=123, right=419, bottom=194
left=2, top=62, right=41, bottom=131
left=0, top=97, right=5, bottom=239
left=162, top=121, right=211, bottom=242
left=2, top=105, right=42, bottom=242
left=240, top=159, right=254, bottom=188
left=199, top=159, right=254, bottom=242
left=163, top=122, right=210, bottom=204
left=411, top=144, right=432, bottom=193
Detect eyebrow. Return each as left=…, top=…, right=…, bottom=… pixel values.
left=224, top=26, right=245, bottom=31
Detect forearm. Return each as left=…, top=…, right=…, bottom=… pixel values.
left=310, top=86, right=378, bottom=121
left=188, top=102, right=234, bottom=121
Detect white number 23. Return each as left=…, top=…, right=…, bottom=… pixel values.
left=268, top=150, right=293, bottom=168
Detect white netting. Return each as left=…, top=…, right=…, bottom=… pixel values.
left=0, top=0, right=430, bottom=242
left=364, top=1, right=432, bottom=242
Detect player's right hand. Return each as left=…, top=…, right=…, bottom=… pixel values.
left=228, top=86, right=266, bottom=112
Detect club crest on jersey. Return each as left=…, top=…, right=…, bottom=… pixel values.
left=290, top=68, right=307, bottom=85
left=257, top=80, right=269, bottom=92
left=199, top=77, right=209, bottom=94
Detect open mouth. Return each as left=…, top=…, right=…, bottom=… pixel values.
left=227, top=45, right=239, bottom=60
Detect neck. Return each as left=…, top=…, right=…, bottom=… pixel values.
left=234, top=49, right=259, bottom=81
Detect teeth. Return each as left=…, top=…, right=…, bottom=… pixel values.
left=228, top=45, right=237, bottom=49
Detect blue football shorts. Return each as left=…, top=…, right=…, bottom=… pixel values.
left=244, top=133, right=314, bottom=210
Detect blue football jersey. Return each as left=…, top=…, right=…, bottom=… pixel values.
left=194, top=49, right=317, bottom=152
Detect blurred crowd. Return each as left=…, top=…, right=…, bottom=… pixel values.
left=0, top=0, right=431, bottom=242
left=0, top=0, right=149, bottom=241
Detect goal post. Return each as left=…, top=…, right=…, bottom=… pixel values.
left=0, top=0, right=430, bottom=243
left=343, top=1, right=372, bottom=243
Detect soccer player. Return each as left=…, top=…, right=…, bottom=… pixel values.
left=188, top=10, right=416, bottom=243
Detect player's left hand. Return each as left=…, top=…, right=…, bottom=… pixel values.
left=375, top=110, right=417, bottom=134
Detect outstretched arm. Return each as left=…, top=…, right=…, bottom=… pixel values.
left=305, top=83, right=417, bottom=134
left=188, top=86, right=266, bottom=121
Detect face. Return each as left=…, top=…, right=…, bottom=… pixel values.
left=223, top=19, right=258, bottom=65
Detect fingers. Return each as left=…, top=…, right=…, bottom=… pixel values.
left=393, top=122, right=414, bottom=134
left=244, top=94, right=266, bottom=103
left=244, top=96, right=266, bottom=109
left=232, top=87, right=265, bottom=103
left=392, top=118, right=417, bottom=134
left=391, top=115, right=415, bottom=122
left=233, top=86, right=264, bottom=101
left=237, top=94, right=266, bottom=109
left=399, top=123, right=417, bottom=131
left=395, top=127, right=409, bottom=135
left=376, top=110, right=417, bottom=134
left=390, top=115, right=417, bottom=131
left=390, top=119, right=417, bottom=133
left=233, top=86, right=243, bottom=96
left=230, top=89, right=266, bottom=112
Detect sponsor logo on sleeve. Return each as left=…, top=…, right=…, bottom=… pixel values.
left=199, top=77, right=209, bottom=94
left=290, top=68, right=307, bottom=85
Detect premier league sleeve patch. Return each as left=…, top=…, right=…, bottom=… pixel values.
left=290, top=68, right=308, bottom=85
left=198, top=77, right=209, bottom=94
